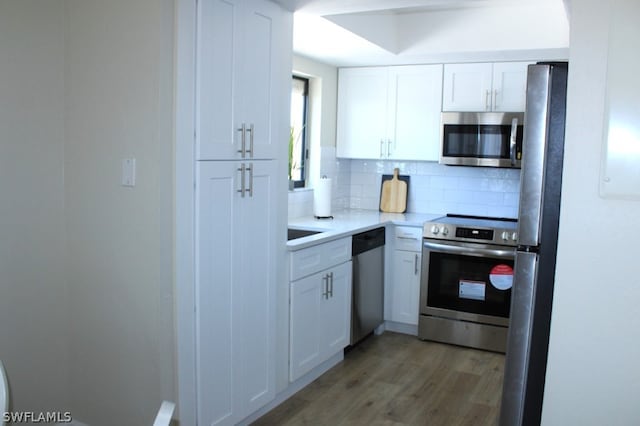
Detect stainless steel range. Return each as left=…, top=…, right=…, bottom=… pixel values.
left=418, top=214, right=518, bottom=353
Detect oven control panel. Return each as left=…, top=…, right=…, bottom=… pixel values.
left=425, top=218, right=518, bottom=247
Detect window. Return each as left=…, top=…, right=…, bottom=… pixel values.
left=289, top=76, right=308, bottom=188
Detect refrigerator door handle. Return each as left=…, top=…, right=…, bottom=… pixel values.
left=518, top=65, right=552, bottom=247
left=500, top=251, right=538, bottom=426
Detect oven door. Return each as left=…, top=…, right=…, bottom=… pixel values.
left=420, top=239, right=515, bottom=327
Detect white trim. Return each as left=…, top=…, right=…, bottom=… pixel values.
left=175, top=0, right=197, bottom=424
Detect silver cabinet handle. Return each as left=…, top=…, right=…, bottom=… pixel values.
left=380, top=139, right=384, bottom=158
left=485, top=90, right=491, bottom=111
left=237, top=124, right=246, bottom=158
left=493, top=89, right=499, bottom=110
left=321, top=274, right=329, bottom=299
left=414, top=254, right=419, bottom=275
left=397, top=235, right=419, bottom=241
left=387, top=139, right=392, bottom=157
left=328, top=272, right=334, bottom=298
left=236, top=163, right=253, bottom=198
left=237, top=163, right=246, bottom=198
left=246, top=124, right=254, bottom=158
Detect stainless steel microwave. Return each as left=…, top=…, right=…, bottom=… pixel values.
left=440, top=112, right=524, bottom=168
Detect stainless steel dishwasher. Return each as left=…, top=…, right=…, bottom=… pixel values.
left=351, top=227, right=385, bottom=344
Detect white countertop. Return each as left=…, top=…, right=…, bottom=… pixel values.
left=287, top=209, right=441, bottom=250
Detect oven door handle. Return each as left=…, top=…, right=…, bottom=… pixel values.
left=423, top=240, right=515, bottom=259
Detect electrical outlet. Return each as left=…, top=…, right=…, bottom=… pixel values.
left=121, top=158, right=136, bottom=187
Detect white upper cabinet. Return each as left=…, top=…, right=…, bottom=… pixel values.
left=391, top=65, right=443, bottom=161
left=337, top=65, right=443, bottom=161
left=492, top=62, right=532, bottom=112
left=196, top=0, right=285, bottom=160
left=442, top=63, right=492, bottom=111
left=336, top=67, right=389, bottom=159
left=442, top=61, right=532, bottom=112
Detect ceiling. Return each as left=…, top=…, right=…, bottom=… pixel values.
left=273, top=0, right=571, bottom=66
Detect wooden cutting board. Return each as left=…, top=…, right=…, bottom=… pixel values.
left=379, top=168, right=409, bottom=213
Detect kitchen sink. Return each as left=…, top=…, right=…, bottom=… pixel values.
left=287, top=228, right=323, bottom=241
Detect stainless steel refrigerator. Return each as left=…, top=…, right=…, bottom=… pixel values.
left=500, top=62, right=569, bottom=426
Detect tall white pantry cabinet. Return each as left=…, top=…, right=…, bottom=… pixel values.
left=192, top=0, right=291, bottom=425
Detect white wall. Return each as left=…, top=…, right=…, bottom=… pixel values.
left=292, top=55, right=338, bottom=150
left=0, top=0, right=70, bottom=415
left=64, top=1, right=175, bottom=424
left=542, top=0, right=640, bottom=424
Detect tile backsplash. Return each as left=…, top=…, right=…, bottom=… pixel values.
left=289, top=147, right=521, bottom=219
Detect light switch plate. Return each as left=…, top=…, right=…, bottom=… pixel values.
left=122, top=158, right=136, bottom=187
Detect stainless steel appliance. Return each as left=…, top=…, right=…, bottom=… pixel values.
left=500, top=62, right=569, bottom=426
left=440, top=111, right=524, bottom=168
left=418, top=214, right=518, bottom=353
left=351, top=227, right=385, bottom=344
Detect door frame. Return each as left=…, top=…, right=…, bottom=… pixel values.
left=175, top=0, right=197, bottom=424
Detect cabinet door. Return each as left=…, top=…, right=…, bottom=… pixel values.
left=336, top=67, right=389, bottom=159
left=196, top=0, right=285, bottom=160
left=492, top=61, right=532, bottom=112
left=196, top=161, right=242, bottom=425
left=239, top=0, right=284, bottom=159
left=322, top=261, right=352, bottom=355
left=289, top=271, right=323, bottom=382
left=389, top=65, right=443, bottom=161
left=390, top=250, right=421, bottom=325
left=442, top=63, right=493, bottom=111
left=196, top=160, right=277, bottom=424
left=236, top=160, right=277, bottom=415
left=289, top=260, right=352, bottom=382
left=196, top=0, right=242, bottom=160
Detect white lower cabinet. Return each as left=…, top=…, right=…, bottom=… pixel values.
left=387, top=226, right=423, bottom=326
left=195, top=160, right=277, bottom=426
left=289, top=240, right=352, bottom=382
left=389, top=250, right=421, bottom=325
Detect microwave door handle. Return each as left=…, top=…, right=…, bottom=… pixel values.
left=510, top=117, right=518, bottom=166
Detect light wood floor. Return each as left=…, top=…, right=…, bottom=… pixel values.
left=253, top=332, right=505, bottom=426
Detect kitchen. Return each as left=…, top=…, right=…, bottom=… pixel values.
left=257, top=7, right=561, bottom=423
left=2, top=1, right=640, bottom=426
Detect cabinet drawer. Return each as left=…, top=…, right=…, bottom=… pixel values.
left=394, top=226, right=422, bottom=252
left=290, top=237, right=352, bottom=281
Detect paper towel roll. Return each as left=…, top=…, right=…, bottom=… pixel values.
left=314, top=177, right=332, bottom=218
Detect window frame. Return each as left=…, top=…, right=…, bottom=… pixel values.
left=290, top=75, right=309, bottom=188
